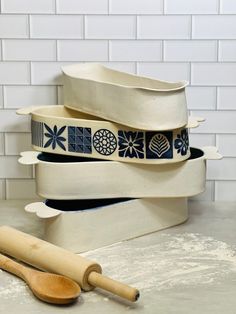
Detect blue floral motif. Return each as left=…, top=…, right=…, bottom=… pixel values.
left=118, top=131, right=144, bottom=159
left=174, top=129, right=189, bottom=156
left=44, top=124, right=66, bottom=151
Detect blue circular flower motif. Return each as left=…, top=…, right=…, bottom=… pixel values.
left=44, top=124, right=66, bottom=151
left=93, top=129, right=117, bottom=156
left=118, top=131, right=144, bottom=159
left=174, top=129, right=189, bottom=156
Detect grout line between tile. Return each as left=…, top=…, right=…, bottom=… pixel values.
left=190, top=15, right=193, bottom=39
left=55, top=40, right=58, bottom=61
left=3, top=132, right=6, bottom=155
left=3, top=179, right=6, bottom=200
left=29, top=62, right=32, bottom=85
left=163, top=0, right=166, bottom=14
left=55, top=0, right=58, bottom=14
left=217, top=40, right=220, bottom=62
left=136, top=15, right=139, bottom=39
left=83, top=15, right=86, bottom=39
left=162, top=40, right=164, bottom=61
left=212, top=181, right=216, bottom=201
left=28, top=14, right=31, bottom=38
left=108, top=40, right=111, bottom=61
left=0, top=39, right=3, bottom=61
left=215, top=86, right=218, bottom=110
left=2, top=85, right=5, bottom=108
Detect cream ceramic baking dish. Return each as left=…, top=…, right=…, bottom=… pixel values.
left=19, top=147, right=221, bottom=200
left=24, top=197, right=188, bottom=252
left=17, top=105, right=203, bottom=164
left=62, top=63, right=189, bottom=131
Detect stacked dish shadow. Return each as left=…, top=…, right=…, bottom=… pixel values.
left=18, top=64, right=221, bottom=253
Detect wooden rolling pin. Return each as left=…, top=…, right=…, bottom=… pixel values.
left=0, top=226, right=139, bottom=302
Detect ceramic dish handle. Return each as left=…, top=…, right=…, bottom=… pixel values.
left=25, top=202, right=61, bottom=219
left=202, top=146, right=222, bottom=160
left=186, top=116, right=205, bottom=128
left=16, top=106, right=49, bottom=115
left=18, top=151, right=40, bottom=165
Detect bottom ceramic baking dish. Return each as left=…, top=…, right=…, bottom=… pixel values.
left=19, top=147, right=221, bottom=200
left=25, top=197, right=188, bottom=253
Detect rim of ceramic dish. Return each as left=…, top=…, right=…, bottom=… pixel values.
left=36, top=147, right=204, bottom=165
left=62, top=63, right=189, bottom=92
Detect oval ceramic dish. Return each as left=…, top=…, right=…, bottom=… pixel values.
left=17, top=105, right=203, bottom=164
left=24, top=197, right=188, bottom=252
left=62, top=63, right=189, bottom=131
left=19, top=147, right=222, bottom=200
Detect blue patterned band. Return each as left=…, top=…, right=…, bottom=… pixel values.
left=32, top=120, right=189, bottom=160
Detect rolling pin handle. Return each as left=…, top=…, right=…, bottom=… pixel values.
left=88, top=271, right=140, bottom=302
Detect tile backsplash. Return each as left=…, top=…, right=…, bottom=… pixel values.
left=0, top=0, right=235, bottom=201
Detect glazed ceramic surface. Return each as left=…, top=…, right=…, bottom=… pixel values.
left=17, top=105, right=204, bottom=164
left=25, top=198, right=188, bottom=252
left=62, top=63, right=189, bottom=131
left=19, top=147, right=221, bottom=200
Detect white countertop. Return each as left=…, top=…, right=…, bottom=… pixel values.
left=0, top=200, right=236, bottom=314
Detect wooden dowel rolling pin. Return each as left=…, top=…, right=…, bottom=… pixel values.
left=0, top=226, right=139, bottom=302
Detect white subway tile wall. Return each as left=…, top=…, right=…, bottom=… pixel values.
left=30, top=15, right=84, bottom=39
left=220, top=0, right=236, bottom=14
left=1, top=0, right=56, bottom=14
left=138, top=62, right=190, bottom=81
left=0, top=15, right=29, bottom=38
left=6, top=179, right=40, bottom=200
left=3, top=40, right=57, bottom=61
left=57, top=40, right=109, bottom=61
left=0, top=0, right=234, bottom=201
left=219, top=40, right=236, bottom=61
left=4, top=86, right=57, bottom=108
left=110, top=40, right=162, bottom=61
left=165, top=0, right=219, bottom=14
left=5, top=133, right=31, bottom=155
left=138, top=15, right=191, bottom=39
left=85, top=16, right=136, bottom=39
left=217, top=87, right=236, bottom=109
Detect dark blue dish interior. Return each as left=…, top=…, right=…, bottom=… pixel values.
left=45, top=198, right=133, bottom=212
left=38, top=147, right=204, bottom=163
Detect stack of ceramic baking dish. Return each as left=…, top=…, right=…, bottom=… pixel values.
left=17, top=63, right=221, bottom=253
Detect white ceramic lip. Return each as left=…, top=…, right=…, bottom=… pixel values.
left=62, top=63, right=189, bottom=91
left=62, top=63, right=189, bottom=130
left=19, top=147, right=222, bottom=200
left=17, top=105, right=203, bottom=164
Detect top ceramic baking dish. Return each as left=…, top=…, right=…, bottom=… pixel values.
left=62, top=63, right=189, bottom=131
left=17, top=105, right=203, bottom=164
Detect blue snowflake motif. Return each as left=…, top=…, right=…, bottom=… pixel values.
left=174, top=129, right=189, bottom=156
left=44, top=124, right=66, bottom=151
left=118, top=131, right=144, bottom=159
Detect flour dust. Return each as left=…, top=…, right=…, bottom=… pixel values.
left=0, top=232, right=236, bottom=302
left=83, top=233, right=236, bottom=292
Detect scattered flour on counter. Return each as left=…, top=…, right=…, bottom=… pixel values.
left=0, top=271, right=32, bottom=303
left=0, top=233, right=236, bottom=302
left=82, top=233, right=236, bottom=292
